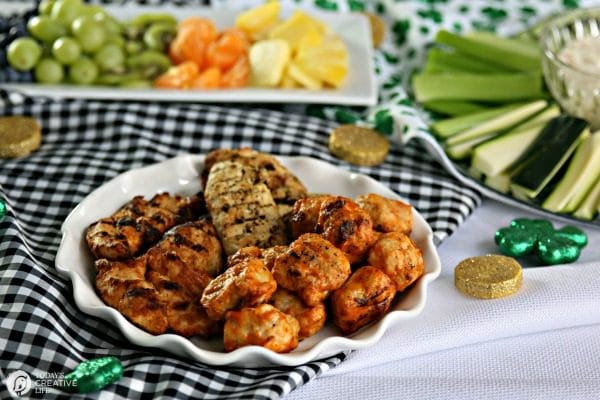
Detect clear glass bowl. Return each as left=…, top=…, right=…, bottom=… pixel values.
left=540, top=8, right=600, bottom=129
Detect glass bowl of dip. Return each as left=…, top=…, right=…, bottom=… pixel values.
left=540, top=8, right=600, bottom=129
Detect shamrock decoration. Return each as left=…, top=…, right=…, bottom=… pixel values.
left=495, top=218, right=587, bottom=265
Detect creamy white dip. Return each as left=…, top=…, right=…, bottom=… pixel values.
left=557, top=36, right=600, bottom=74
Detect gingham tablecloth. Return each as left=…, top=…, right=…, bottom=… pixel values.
left=0, top=87, right=481, bottom=399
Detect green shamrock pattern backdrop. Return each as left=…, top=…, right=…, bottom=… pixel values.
left=217, top=0, right=598, bottom=142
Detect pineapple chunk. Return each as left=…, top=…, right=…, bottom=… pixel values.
left=236, top=2, right=281, bottom=41
left=296, top=36, right=349, bottom=87
left=287, top=62, right=322, bottom=90
left=280, top=69, right=299, bottom=89
left=269, top=10, right=326, bottom=53
left=249, top=39, right=291, bottom=87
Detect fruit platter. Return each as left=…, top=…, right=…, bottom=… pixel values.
left=0, top=1, right=376, bottom=105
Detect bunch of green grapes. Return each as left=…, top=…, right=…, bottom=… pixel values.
left=7, top=0, right=176, bottom=87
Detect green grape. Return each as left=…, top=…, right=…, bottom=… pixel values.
left=38, top=0, right=56, bottom=16
left=93, top=12, right=123, bottom=36
left=105, top=35, right=125, bottom=49
left=80, top=5, right=105, bottom=18
left=52, top=37, right=81, bottom=65
left=7, top=37, right=42, bottom=71
left=27, top=15, right=67, bottom=44
left=50, top=0, right=83, bottom=27
left=68, top=57, right=98, bottom=84
left=71, top=16, right=106, bottom=53
left=34, top=58, right=64, bottom=84
left=94, top=44, right=125, bottom=71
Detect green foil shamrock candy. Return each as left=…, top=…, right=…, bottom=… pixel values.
left=63, top=356, right=123, bottom=394
left=495, top=218, right=587, bottom=265
left=0, top=198, right=5, bottom=220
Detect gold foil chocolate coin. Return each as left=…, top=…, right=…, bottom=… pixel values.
left=0, top=116, right=42, bottom=158
left=454, top=254, right=522, bottom=299
left=363, top=12, right=385, bottom=48
left=329, top=124, right=390, bottom=167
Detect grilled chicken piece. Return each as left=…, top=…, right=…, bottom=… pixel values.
left=331, top=266, right=396, bottom=334
left=289, top=195, right=334, bottom=239
left=95, top=221, right=223, bottom=337
left=227, top=245, right=287, bottom=272
left=202, top=148, right=308, bottom=218
left=270, top=288, right=326, bottom=339
left=367, top=231, right=425, bottom=292
left=356, top=193, right=413, bottom=235
left=96, top=257, right=168, bottom=335
left=201, top=258, right=277, bottom=321
left=204, top=160, right=287, bottom=255
left=86, top=192, right=202, bottom=261
left=224, top=304, right=300, bottom=353
left=272, top=233, right=351, bottom=306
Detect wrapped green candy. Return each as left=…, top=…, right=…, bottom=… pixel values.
left=495, top=218, right=587, bottom=265
left=0, top=198, right=5, bottom=220
left=63, top=356, right=123, bottom=394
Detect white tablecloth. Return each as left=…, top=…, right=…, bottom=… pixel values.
left=288, top=199, right=600, bottom=400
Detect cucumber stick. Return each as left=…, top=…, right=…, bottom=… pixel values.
left=511, top=116, right=590, bottom=200
left=446, top=100, right=547, bottom=146
left=542, top=132, right=600, bottom=212
left=573, top=176, right=600, bottom=220
left=435, top=30, right=540, bottom=72
left=412, top=72, right=544, bottom=103
left=446, top=132, right=497, bottom=160
left=471, top=104, right=560, bottom=176
left=432, top=103, right=523, bottom=138
left=485, top=173, right=511, bottom=194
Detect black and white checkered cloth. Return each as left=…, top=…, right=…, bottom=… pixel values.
left=0, top=89, right=481, bottom=399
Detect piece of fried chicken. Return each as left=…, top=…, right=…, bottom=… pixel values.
left=95, top=220, right=223, bottom=337
left=331, top=266, right=396, bottom=334
left=270, top=288, right=326, bottom=339
left=272, top=233, right=351, bottom=306
left=367, top=231, right=425, bottom=292
left=223, top=304, right=300, bottom=353
left=356, top=193, right=413, bottom=235
left=86, top=192, right=202, bottom=261
left=200, top=258, right=277, bottom=320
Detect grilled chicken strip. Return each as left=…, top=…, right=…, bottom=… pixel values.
left=95, top=220, right=223, bottom=337
left=202, top=148, right=308, bottom=218
left=86, top=192, right=202, bottom=261
left=204, top=160, right=287, bottom=255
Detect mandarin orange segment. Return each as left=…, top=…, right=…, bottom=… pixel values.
left=169, top=17, right=218, bottom=68
left=206, top=28, right=250, bottom=71
left=191, top=67, right=222, bottom=89
left=154, top=61, right=199, bottom=89
left=221, top=55, right=250, bottom=88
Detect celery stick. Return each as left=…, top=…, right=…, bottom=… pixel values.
left=432, top=103, right=523, bottom=138
left=412, top=72, right=544, bottom=103
left=426, top=48, right=508, bottom=73
left=431, top=103, right=523, bottom=138
left=446, top=100, right=547, bottom=145
left=422, top=100, right=489, bottom=116
left=573, top=176, right=600, bottom=220
left=435, top=30, right=540, bottom=72
left=466, top=31, right=540, bottom=60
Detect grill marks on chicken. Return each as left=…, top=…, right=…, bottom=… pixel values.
left=204, top=160, right=287, bottom=256
left=202, top=148, right=308, bottom=219
left=86, top=193, right=202, bottom=261
left=94, top=220, right=223, bottom=337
